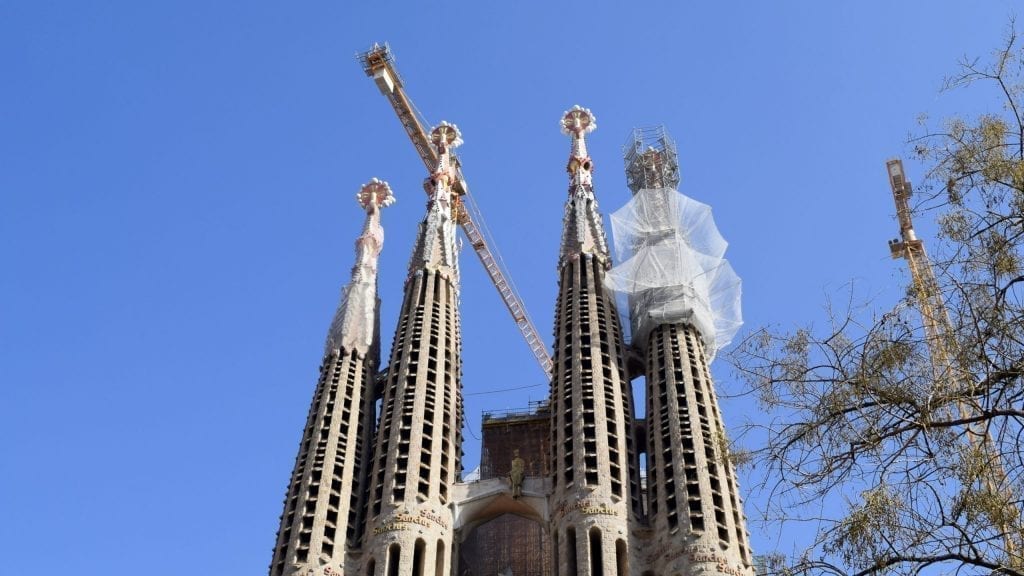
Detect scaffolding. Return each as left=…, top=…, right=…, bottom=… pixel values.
left=624, top=126, right=680, bottom=194
left=607, top=129, right=741, bottom=360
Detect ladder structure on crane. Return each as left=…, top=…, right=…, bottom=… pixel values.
left=886, top=158, right=1020, bottom=565
left=358, top=43, right=553, bottom=380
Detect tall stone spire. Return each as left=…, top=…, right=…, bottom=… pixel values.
left=361, top=122, right=464, bottom=576
left=269, top=179, right=394, bottom=576
left=549, top=106, right=641, bottom=576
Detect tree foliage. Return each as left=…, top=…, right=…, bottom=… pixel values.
left=731, top=23, right=1024, bottom=576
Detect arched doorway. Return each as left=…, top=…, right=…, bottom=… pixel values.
left=451, top=480, right=551, bottom=576
left=457, top=512, right=551, bottom=576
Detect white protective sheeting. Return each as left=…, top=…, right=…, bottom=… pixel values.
left=605, top=187, right=742, bottom=360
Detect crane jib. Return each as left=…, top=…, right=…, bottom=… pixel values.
left=359, top=43, right=554, bottom=380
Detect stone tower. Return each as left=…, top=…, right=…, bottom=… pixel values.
left=360, top=122, right=465, bottom=576
left=610, top=128, right=753, bottom=575
left=269, top=179, right=395, bottom=576
left=548, top=106, right=640, bottom=576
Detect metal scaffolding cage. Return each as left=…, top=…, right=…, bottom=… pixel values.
left=623, top=126, right=680, bottom=194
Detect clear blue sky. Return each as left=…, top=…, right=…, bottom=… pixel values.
left=1, top=2, right=1016, bottom=573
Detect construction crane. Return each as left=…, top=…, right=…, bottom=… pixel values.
left=358, top=43, right=553, bottom=379
left=886, top=159, right=954, bottom=384
left=886, top=158, right=1020, bottom=565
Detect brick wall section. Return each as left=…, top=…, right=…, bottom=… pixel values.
left=480, top=408, right=551, bottom=480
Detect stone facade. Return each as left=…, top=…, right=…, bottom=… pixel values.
left=269, top=110, right=755, bottom=576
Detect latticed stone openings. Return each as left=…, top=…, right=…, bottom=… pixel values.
left=273, top=342, right=371, bottom=567
left=641, top=315, right=753, bottom=569
left=358, top=537, right=452, bottom=576
left=368, top=265, right=461, bottom=514
left=374, top=540, right=446, bottom=576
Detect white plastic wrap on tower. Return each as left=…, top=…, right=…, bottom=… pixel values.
left=605, top=187, right=742, bottom=360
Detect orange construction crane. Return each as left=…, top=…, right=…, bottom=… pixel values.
left=358, top=43, right=553, bottom=379
left=886, top=158, right=1020, bottom=565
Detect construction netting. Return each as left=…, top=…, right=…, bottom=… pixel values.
left=605, top=187, right=742, bottom=360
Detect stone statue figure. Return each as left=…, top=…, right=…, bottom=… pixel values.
left=509, top=449, right=525, bottom=498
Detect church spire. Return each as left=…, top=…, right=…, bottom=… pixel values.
left=268, top=179, right=395, bottom=576
left=559, top=105, right=611, bottom=266
left=325, top=178, right=394, bottom=356
left=360, top=120, right=465, bottom=576
left=549, top=105, right=640, bottom=576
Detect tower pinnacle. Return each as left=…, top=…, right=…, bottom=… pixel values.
left=558, top=105, right=610, bottom=265
left=431, top=121, right=463, bottom=171
left=561, top=105, right=597, bottom=192
left=326, top=178, right=395, bottom=356
left=407, top=122, right=462, bottom=282
left=623, top=126, right=680, bottom=194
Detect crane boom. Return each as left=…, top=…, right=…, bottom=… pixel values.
left=358, top=43, right=553, bottom=379
left=886, top=159, right=1020, bottom=564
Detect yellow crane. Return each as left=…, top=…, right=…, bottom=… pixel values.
left=886, top=158, right=1019, bottom=566
left=886, top=159, right=954, bottom=384
left=358, top=43, right=553, bottom=379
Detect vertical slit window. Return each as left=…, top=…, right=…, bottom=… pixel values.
left=616, top=539, right=627, bottom=576
left=567, top=527, right=577, bottom=575
left=589, top=527, right=604, bottom=576
left=387, top=544, right=400, bottom=576
left=411, top=539, right=425, bottom=576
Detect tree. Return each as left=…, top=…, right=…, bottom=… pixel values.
left=730, top=23, right=1024, bottom=576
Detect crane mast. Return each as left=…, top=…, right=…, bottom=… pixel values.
left=886, top=159, right=953, bottom=382
left=886, top=158, right=1020, bottom=565
left=358, top=43, right=553, bottom=379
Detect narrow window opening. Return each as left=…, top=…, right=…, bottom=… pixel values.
left=615, top=539, right=627, bottom=576
left=411, top=539, right=425, bottom=576
left=589, top=527, right=604, bottom=576
left=387, top=544, right=401, bottom=576
left=553, top=530, right=560, bottom=576
left=567, top=527, right=577, bottom=575
left=435, top=539, right=445, bottom=576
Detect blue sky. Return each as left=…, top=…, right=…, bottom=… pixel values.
left=2, top=2, right=1018, bottom=573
